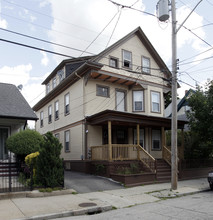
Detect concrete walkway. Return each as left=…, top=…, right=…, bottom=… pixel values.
left=0, top=178, right=209, bottom=220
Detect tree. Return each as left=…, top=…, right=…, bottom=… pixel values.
left=186, top=80, right=213, bottom=159
left=6, top=129, right=44, bottom=157
left=35, top=132, right=64, bottom=188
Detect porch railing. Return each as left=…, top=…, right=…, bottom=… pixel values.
left=90, top=144, right=156, bottom=173
left=162, top=146, right=180, bottom=168
left=162, top=146, right=172, bottom=166
left=138, top=145, right=156, bottom=173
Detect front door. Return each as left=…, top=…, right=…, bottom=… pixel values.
left=0, top=128, right=9, bottom=160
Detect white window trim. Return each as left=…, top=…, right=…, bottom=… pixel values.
left=65, top=93, right=70, bottom=115
left=133, top=90, right=144, bottom=112
left=142, top=56, right=150, bottom=74
left=55, top=101, right=59, bottom=120
left=65, top=130, right=70, bottom=152
left=48, top=105, right=52, bottom=123
left=40, top=111, right=44, bottom=127
left=122, top=50, right=132, bottom=69
left=151, top=91, right=161, bottom=113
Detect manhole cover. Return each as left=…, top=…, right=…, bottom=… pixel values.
left=79, top=202, right=97, bottom=207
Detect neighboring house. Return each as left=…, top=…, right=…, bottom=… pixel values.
left=165, top=89, right=195, bottom=121
left=0, top=83, right=38, bottom=160
left=33, top=27, right=186, bottom=166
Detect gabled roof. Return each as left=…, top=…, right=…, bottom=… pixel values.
left=0, top=83, right=37, bottom=120
left=92, top=26, right=172, bottom=78
left=177, top=89, right=195, bottom=112
left=166, top=89, right=195, bottom=117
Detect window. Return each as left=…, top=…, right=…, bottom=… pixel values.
left=109, top=57, right=118, bottom=68
left=133, top=90, right=144, bottom=111
left=65, top=93, right=70, bottom=115
left=55, top=133, right=59, bottom=139
left=55, top=101, right=59, bottom=120
left=122, top=50, right=132, bottom=68
left=151, top=91, right=160, bottom=113
left=48, top=105, right=52, bottom=123
left=96, top=85, right=109, bottom=97
left=57, top=69, right=64, bottom=83
left=53, top=77, right=57, bottom=89
left=65, top=130, right=70, bottom=152
left=40, top=111, right=44, bottom=127
left=133, top=129, right=145, bottom=148
left=116, top=90, right=126, bottom=111
left=46, top=83, right=50, bottom=94
left=142, top=57, right=150, bottom=74
left=152, top=129, right=161, bottom=150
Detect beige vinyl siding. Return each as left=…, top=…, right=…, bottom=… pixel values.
left=99, top=35, right=167, bottom=86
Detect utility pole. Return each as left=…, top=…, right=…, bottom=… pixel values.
left=171, top=0, right=178, bottom=190
left=157, top=0, right=203, bottom=190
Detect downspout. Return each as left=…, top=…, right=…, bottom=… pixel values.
left=23, top=120, right=28, bottom=130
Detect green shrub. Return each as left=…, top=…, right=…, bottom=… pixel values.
left=35, top=132, right=64, bottom=188
left=6, top=129, right=43, bottom=156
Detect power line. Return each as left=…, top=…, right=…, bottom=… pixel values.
left=0, top=37, right=74, bottom=58
left=107, top=0, right=156, bottom=17
left=0, top=28, right=94, bottom=55
left=105, top=7, right=123, bottom=48
left=80, top=9, right=120, bottom=56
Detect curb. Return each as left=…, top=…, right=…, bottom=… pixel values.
left=0, top=189, right=77, bottom=200
left=151, top=188, right=209, bottom=199
left=14, top=205, right=112, bottom=220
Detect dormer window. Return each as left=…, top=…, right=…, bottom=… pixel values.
left=122, top=50, right=132, bottom=69
left=52, top=77, right=57, bottom=89
left=57, top=69, right=64, bottom=83
left=46, top=83, right=50, bottom=94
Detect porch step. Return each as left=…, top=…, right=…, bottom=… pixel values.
left=156, top=159, right=171, bottom=183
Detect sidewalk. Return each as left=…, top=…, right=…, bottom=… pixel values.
left=0, top=178, right=209, bottom=220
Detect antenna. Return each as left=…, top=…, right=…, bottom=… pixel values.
left=17, top=84, right=23, bottom=91
left=157, top=0, right=170, bottom=22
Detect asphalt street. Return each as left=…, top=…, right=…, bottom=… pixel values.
left=53, top=190, right=213, bottom=220
left=64, top=171, right=124, bottom=193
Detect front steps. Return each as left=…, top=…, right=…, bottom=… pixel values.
left=156, top=159, right=171, bottom=183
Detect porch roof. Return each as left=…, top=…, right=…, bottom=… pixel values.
left=86, top=110, right=187, bottom=129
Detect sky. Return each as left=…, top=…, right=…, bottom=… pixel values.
left=0, top=0, right=213, bottom=111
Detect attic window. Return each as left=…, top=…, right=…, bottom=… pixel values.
left=46, top=83, right=50, bottom=94
left=122, top=50, right=132, bottom=69
left=109, top=57, right=118, bottom=68
left=142, top=56, right=150, bottom=74
left=57, top=69, right=64, bottom=83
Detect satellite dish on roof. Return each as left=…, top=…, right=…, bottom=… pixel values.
left=17, top=84, right=23, bottom=91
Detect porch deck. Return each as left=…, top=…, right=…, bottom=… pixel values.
left=91, top=144, right=156, bottom=173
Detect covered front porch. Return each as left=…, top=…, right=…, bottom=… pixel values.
left=86, top=110, right=186, bottom=174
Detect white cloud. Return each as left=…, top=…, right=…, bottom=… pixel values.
left=22, top=82, right=45, bottom=107
left=39, top=0, right=50, bottom=8
left=40, top=51, right=49, bottom=66
left=0, top=64, right=32, bottom=86
left=0, top=19, right=8, bottom=29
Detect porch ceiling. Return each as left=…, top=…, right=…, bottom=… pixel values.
left=86, top=110, right=187, bottom=129
left=90, top=70, right=137, bottom=87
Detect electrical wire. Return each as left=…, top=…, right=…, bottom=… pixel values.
left=0, top=37, right=74, bottom=58
left=0, top=27, right=94, bottom=55
left=80, top=10, right=121, bottom=56
left=105, top=7, right=123, bottom=48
